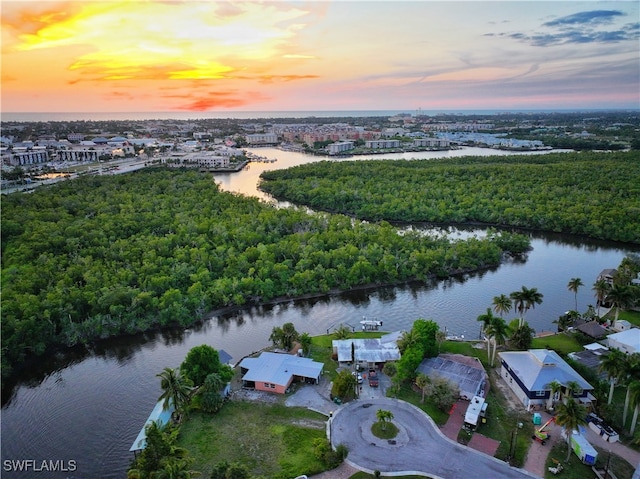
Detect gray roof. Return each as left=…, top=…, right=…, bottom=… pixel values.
left=499, top=349, right=593, bottom=392
left=568, top=349, right=609, bottom=380
left=239, top=352, right=323, bottom=387
left=416, top=356, right=486, bottom=398
left=332, top=335, right=401, bottom=363
left=577, top=321, right=607, bottom=339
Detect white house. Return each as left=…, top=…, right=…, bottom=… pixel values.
left=607, top=329, right=640, bottom=354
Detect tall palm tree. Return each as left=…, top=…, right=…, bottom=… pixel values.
left=157, top=367, right=192, bottom=418
left=477, top=308, right=497, bottom=361
left=492, top=294, right=512, bottom=319
left=510, top=286, right=543, bottom=327
left=567, top=277, right=584, bottom=312
left=555, top=398, right=587, bottom=462
left=606, top=285, right=635, bottom=328
left=486, top=316, right=508, bottom=367
left=592, top=279, right=611, bottom=319
left=546, top=380, right=563, bottom=410
left=599, top=348, right=626, bottom=404
left=628, top=380, right=640, bottom=436
left=622, top=353, right=640, bottom=426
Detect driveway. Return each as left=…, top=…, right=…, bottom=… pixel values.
left=330, top=397, right=540, bottom=479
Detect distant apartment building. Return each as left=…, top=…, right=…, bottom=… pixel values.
left=413, top=138, right=450, bottom=148
left=57, top=149, right=101, bottom=162
left=365, top=139, right=401, bottom=149
left=166, top=151, right=231, bottom=169
left=5, top=148, right=50, bottom=166
left=67, top=133, right=85, bottom=142
left=328, top=141, right=354, bottom=155
left=245, top=133, right=278, bottom=145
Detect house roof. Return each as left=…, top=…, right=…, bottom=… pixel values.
left=608, top=329, right=640, bottom=353
left=568, top=349, right=610, bottom=379
left=416, top=355, right=486, bottom=397
left=332, top=333, right=401, bottom=363
left=238, top=352, right=323, bottom=387
left=499, top=349, right=593, bottom=392
left=129, top=399, right=174, bottom=452
left=577, top=321, right=608, bottom=339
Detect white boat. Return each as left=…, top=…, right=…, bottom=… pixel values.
left=360, top=317, right=383, bottom=330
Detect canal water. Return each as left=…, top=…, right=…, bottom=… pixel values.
left=1, top=147, right=637, bottom=478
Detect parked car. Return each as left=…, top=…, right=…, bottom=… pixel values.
left=368, top=369, right=379, bottom=387
left=352, top=371, right=363, bottom=384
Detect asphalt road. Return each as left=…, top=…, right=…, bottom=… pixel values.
left=330, top=397, right=540, bottom=479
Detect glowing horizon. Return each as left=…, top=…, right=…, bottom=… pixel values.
left=2, top=1, right=639, bottom=113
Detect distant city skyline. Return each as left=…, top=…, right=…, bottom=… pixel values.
left=2, top=1, right=639, bottom=113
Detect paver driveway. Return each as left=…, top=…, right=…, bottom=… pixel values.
left=330, top=397, right=540, bottom=479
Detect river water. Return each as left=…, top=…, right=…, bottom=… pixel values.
left=1, top=147, right=637, bottom=479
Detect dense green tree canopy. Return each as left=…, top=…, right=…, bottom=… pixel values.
left=259, top=151, right=640, bottom=243
left=180, top=344, right=233, bottom=387
left=1, top=169, right=525, bottom=380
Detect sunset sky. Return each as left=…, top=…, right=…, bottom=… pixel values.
left=2, top=1, right=639, bottom=113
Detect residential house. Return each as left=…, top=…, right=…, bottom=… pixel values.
left=238, top=352, right=323, bottom=394
left=607, top=329, right=640, bottom=354
left=499, top=349, right=594, bottom=410
left=332, top=331, right=402, bottom=369
left=416, top=354, right=487, bottom=400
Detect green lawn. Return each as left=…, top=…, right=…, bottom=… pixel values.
left=177, top=402, right=327, bottom=479
left=614, top=310, right=640, bottom=327
left=544, top=441, right=635, bottom=479
left=531, top=332, right=583, bottom=355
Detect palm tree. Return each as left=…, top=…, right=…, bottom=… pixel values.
left=606, top=285, right=635, bottom=328
left=564, top=380, right=583, bottom=402
left=157, top=367, right=192, bottom=418
left=333, top=324, right=352, bottom=340
left=555, top=398, right=587, bottom=462
left=415, top=373, right=430, bottom=403
left=486, top=316, right=508, bottom=367
left=567, top=277, right=584, bottom=312
left=510, top=286, right=543, bottom=327
left=622, top=353, right=640, bottom=426
left=508, top=322, right=535, bottom=351
left=546, top=380, right=563, bottom=410
left=152, top=458, right=200, bottom=479
left=397, top=328, right=419, bottom=354
left=477, top=308, right=497, bottom=362
left=492, top=294, right=512, bottom=319
left=298, top=332, right=312, bottom=357
left=376, top=409, right=394, bottom=430
left=628, top=380, right=640, bottom=436
left=599, top=348, right=626, bottom=404
left=592, top=279, right=611, bottom=319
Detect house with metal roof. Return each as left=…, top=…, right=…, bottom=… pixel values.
left=129, top=399, right=175, bottom=454
left=238, top=352, right=323, bottom=394
left=332, top=332, right=401, bottom=368
left=499, top=349, right=594, bottom=410
left=607, top=329, right=640, bottom=354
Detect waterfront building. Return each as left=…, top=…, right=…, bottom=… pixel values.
left=328, top=141, right=354, bottom=155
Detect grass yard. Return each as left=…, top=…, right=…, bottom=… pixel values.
left=473, top=369, right=534, bottom=467
left=389, top=382, right=449, bottom=426
left=531, top=332, right=583, bottom=355
left=544, top=441, right=635, bottom=479
left=615, top=310, right=640, bottom=327
left=177, top=401, right=328, bottom=479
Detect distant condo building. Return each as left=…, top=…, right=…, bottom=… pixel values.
left=328, top=141, right=354, bottom=155
left=4, top=148, right=49, bottom=166
left=365, top=139, right=400, bottom=149
left=413, top=138, right=450, bottom=148
left=245, top=133, right=278, bottom=145
left=57, top=149, right=101, bottom=162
